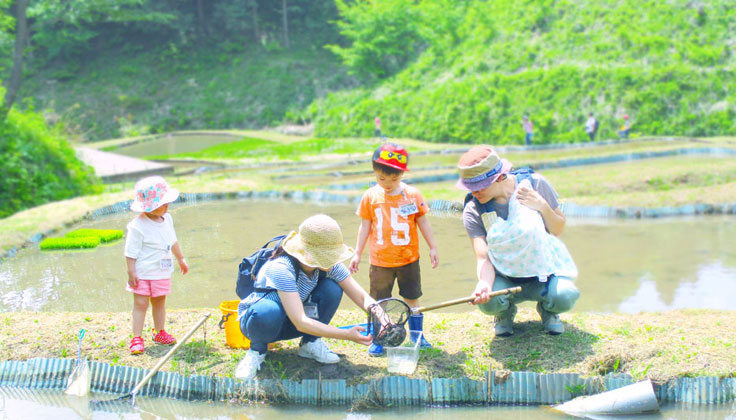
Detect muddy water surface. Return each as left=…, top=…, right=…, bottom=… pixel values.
left=1, top=201, right=734, bottom=314
left=1, top=388, right=734, bottom=420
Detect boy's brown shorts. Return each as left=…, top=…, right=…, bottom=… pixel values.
left=369, top=260, right=422, bottom=301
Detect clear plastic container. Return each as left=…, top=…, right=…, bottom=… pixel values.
left=386, top=330, right=421, bottom=374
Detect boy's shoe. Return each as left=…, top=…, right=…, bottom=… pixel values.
left=536, top=302, right=564, bottom=335
left=130, top=336, right=144, bottom=355
left=407, top=314, right=432, bottom=348
left=298, top=338, right=340, bottom=364
left=152, top=328, right=177, bottom=345
left=235, top=350, right=266, bottom=381
left=494, top=304, right=517, bottom=337
left=368, top=343, right=385, bottom=357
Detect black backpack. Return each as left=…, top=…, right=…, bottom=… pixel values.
left=236, top=235, right=325, bottom=299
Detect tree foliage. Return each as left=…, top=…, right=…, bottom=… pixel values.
left=0, top=98, right=99, bottom=218
left=311, top=0, right=736, bottom=143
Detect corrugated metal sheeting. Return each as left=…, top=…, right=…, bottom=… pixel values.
left=1, top=358, right=734, bottom=406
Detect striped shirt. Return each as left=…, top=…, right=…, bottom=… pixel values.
left=237, top=255, right=350, bottom=320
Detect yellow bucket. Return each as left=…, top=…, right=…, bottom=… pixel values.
left=218, top=300, right=251, bottom=349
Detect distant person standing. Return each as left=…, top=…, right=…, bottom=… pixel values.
left=585, top=113, right=598, bottom=142
left=522, top=115, right=534, bottom=146
left=374, top=116, right=382, bottom=139
left=618, top=114, right=631, bottom=139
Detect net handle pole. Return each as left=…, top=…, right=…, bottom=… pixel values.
left=413, top=286, right=522, bottom=313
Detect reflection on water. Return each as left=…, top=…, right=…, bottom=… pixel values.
left=619, top=262, right=736, bottom=313
left=113, top=133, right=243, bottom=158
left=0, top=388, right=734, bottom=420
left=0, top=201, right=735, bottom=314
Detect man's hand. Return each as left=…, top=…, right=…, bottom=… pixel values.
left=517, top=186, right=548, bottom=212
left=472, top=281, right=491, bottom=305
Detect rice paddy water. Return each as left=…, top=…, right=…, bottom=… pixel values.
left=1, top=200, right=735, bottom=313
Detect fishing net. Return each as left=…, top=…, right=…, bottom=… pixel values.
left=367, top=298, right=412, bottom=347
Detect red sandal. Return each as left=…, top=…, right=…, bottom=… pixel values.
left=152, top=328, right=177, bottom=345
left=130, top=336, right=144, bottom=355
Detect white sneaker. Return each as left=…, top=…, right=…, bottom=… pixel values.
left=235, top=350, right=266, bottom=380
left=298, top=338, right=339, bottom=364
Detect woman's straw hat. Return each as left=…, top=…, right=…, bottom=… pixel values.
left=130, top=176, right=179, bottom=213
left=282, top=214, right=355, bottom=270
left=456, top=146, right=512, bottom=192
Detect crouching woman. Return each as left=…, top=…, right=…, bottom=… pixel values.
left=236, top=214, right=376, bottom=380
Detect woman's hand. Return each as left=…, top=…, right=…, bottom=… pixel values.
left=517, top=186, right=548, bottom=212
left=345, top=325, right=372, bottom=346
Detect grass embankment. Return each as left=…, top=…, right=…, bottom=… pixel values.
left=22, top=45, right=353, bottom=141
left=1, top=308, right=733, bottom=384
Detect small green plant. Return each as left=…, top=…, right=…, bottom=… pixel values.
left=507, top=350, right=543, bottom=372
left=463, top=357, right=486, bottom=378
left=264, top=359, right=288, bottom=380
left=40, top=236, right=101, bottom=250
left=613, top=323, right=631, bottom=337
left=565, top=383, right=586, bottom=397
left=66, top=229, right=124, bottom=242
left=632, top=363, right=652, bottom=380
left=432, top=318, right=448, bottom=332
left=61, top=348, right=68, bottom=357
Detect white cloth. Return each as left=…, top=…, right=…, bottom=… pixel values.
left=585, top=117, right=596, bottom=133
left=124, top=213, right=178, bottom=280
left=486, top=179, right=577, bottom=280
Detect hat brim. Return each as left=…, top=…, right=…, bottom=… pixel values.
left=282, top=231, right=355, bottom=270
left=375, top=159, right=409, bottom=172
left=130, top=188, right=180, bottom=212
left=456, top=159, right=512, bottom=191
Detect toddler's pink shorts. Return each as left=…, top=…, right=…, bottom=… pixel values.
left=126, top=279, right=171, bottom=297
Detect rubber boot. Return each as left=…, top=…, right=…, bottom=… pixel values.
left=368, top=342, right=384, bottom=357
left=408, top=314, right=432, bottom=348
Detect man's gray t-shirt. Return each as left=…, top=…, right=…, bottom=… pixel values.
left=463, top=174, right=560, bottom=238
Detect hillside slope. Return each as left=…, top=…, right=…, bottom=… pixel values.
left=309, top=0, right=736, bottom=144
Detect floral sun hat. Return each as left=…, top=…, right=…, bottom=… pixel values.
left=282, top=214, right=355, bottom=270
left=129, top=176, right=180, bottom=213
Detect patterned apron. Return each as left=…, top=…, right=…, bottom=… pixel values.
left=486, top=179, right=578, bottom=281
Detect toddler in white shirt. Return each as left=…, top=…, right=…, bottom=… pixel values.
left=124, top=176, right=188, bottom=355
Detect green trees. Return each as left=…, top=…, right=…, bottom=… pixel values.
left=0, top=104, right=99, bottom=218
left=311, top=0, right=736, bottom=143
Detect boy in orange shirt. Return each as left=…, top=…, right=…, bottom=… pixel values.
left=349, top=143, right=439, bottom=356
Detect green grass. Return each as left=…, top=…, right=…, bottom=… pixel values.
left=66, top=229, right=123, bottom=242
left=154, top=137, right=378, bottom=161
left=21, top=44, right=353, bottom=141
left=39, top=236, right=101, bottom=250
